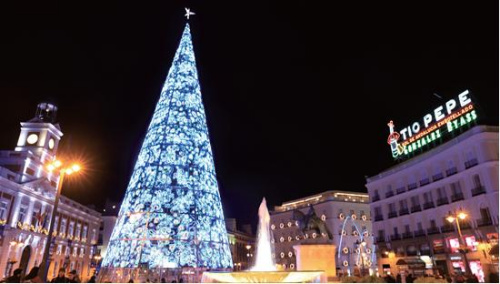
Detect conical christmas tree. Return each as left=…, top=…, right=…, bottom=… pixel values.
left=100, top=23, right=232, bottom=280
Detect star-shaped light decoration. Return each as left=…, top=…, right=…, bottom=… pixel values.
left=185, top=8, right=195, bottom=20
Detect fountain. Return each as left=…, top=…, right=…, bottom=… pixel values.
left=201, top=198, right=326, bottom=283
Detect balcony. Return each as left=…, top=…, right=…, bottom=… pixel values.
left=432, top=173, right=444, bottom=182
left=464, top=158, right=478, bottom=169
left=411, top=205, right=422, bottom=213
left=391, top=234, right=401, bottom=241
left=446, top=167, right=458, bottom=176
left=436, top=197, right=449, bottom=206
left=396, top=187, right=406, bottom=195
left=441, top=224, right=455, bottom=233
left=451, top=192, right=464, bottom=202
left=372, top=195, right=381, bottom=202
left=374, top=215, right=384, bottom=222
left=402, top=232, right=413, bottom=239
left=471, top=186, right=486, bottom=196
left=399, top=208, right=409, bottom=216
left=419, top=178, right=430, bottom=187
left=476, top=218, right=493, bottom=227
left=408, top=183, right=418, bottom=191
left=385, top=191, right=394, bottom=198
left=427, top=227, right=440, bottom=235
left=388, top=211, right=398, bottom=219
left=414, top=230, right=426, bottom=237
left=423, top=202, right=435, bottom=210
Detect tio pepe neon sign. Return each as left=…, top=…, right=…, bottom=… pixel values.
left=388, top=90, right=478, bottom=158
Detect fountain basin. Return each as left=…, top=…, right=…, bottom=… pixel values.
left=201, top=270, right=326, bottom=283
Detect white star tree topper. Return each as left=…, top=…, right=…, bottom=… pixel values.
left=185, top=8, right=195, bottom=20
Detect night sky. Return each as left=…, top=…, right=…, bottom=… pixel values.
left=0, top=2, right=498, bottom=228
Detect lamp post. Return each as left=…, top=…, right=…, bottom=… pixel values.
left=39, top=160, right=81, bottom=282
left=245, top=245, right=252, bottom=270
left=446, top=209, right=472, bottom=275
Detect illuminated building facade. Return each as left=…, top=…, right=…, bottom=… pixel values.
left=99, top=23, right=232, bottom=282
left=367, top=125, right=499, bottom=281
left=0, top=103, right=102, bottom=282
left=225, top=218, right=255, bottom=271
left=270, top=191, right=374, bottom=276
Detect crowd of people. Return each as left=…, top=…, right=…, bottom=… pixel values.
left=0, top=267, right=85, bottom=283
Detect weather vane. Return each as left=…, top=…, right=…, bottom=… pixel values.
left=185, top=8, right=195, bottom=20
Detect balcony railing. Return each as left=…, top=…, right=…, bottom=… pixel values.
left=396, top=187, right=406, bottom=195
left=411, top=205, right=422, bottom=213
left=374, top=215, right=384, bottom=222
left=446, top=167, right=458, bottom=176
left=402, top=232, right=413, bottom=239
left=471, top=186, right=486, bottom=196
left=388, top=211, right=398, bottom=219
left=427, top=227, right=440, bottom=235
left=451, top=192, right=464, bottom=202
left=399, top=208, right=409, bottom=216
left=408, top=183, right=418, bottom=191
left=423, top=202, right=435, bottom=210
left=441, top=224, right=455, bottom=233
left=464, top=158, right=478, bottom=169
left=432, top=173, right=444, bottom=182
left=391, top=234, right=401, bottom=241
left=436, top=197, right=449, bottom=206
left=414, top=230, right=426, bottom=237
left=385, top=191, right=394, bottom=198
left=419, top=178, right=430, bottom=186
left=476, top=218, right=493, bottom=227
left=372, top=195, right=381, bottom=202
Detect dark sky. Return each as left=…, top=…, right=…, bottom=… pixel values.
left=0, top=2, right=498, bottom=228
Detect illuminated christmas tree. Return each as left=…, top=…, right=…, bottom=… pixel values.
left=100, top=23, right=232, bottom=280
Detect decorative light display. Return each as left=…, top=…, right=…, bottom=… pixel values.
left=101, top=23, right=232, bottom=270
left=387, top=90, right=478, bottom=159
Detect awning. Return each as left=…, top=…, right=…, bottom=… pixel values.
left=397, top=258, right=425, bottom=269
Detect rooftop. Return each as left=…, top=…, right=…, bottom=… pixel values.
left=273, top=190, right=369, bottom=212
left=366, top=125, right=499, bottom=183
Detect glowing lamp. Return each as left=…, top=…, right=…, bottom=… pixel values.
left=458, top=212, right=467, bottom=220
left=54, top=160, right=62, bottom=168
left=446, top=215, right=455, bottom=223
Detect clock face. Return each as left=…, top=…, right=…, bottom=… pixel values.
left=27, top=133, right=39, bottom=145
left=48, top=138, right=55, bottom=149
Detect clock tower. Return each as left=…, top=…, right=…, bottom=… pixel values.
left=15, top=102, right=63, bottom=163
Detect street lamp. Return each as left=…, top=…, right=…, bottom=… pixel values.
left=39, top=159, right=82, bottom=282
left=446, top=209, right=472, bottom=275
left=245, top=245, right=252, bottom=269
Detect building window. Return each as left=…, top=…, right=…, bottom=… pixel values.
left=18, top=204, right=28, bottom=223
left=377, top=230, right=385, bottom=242
left=430, top=219, right=437, bottom=228
left=60, top=218, right=67, bottom=236
left=417, top=222, right=423, bottom=231
left=26, top=168, right=35, bottom=176
left=0, top=200, right=9, bottom=220
left=473, top=174, right=482, bottom=187
left=68, top=221, right=75, bottom=237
